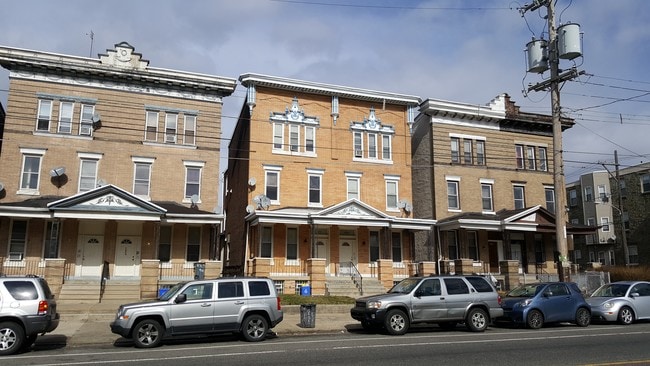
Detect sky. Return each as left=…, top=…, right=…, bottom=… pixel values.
left=0, top=0, right=648, bottom=184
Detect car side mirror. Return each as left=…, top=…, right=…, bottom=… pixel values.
left=414, top=289, right=423, bottom=298
left=543, top=291, right=552, bottom=297
left=630, top=292, right=640, bottom=298
left=175, top=293, right=187, bottom=303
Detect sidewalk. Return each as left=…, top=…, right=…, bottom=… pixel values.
left=48, top=302, right=358, bottom=347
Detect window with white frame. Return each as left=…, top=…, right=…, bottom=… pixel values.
left=569, top=189, right=577, bottom=206
left=515, top=145, right=525, bottom=169
left=464, top=139, right=473, bottom=164
left=19, top=148, right=46, bottom=194
left=37, top=99, right=52, bottom=131
left=80, top=104, right=95, bottom=136
left=601, top=217, right=610, bottom=232
left=354, top=131, right=363, bottom=158
left=286, top=227, right=298, bottom=261
left=584, top=186, right=593, bottom=202
left=642, top=174, right=650, bottom=193
left=382, top=135, right=391, bottom=160
left=350, top=107, right=393, bottom=163
left=538, top=147, right=548, bottom=171
left=9, top=220, right=27, bottom=261
left=132, top=157, right=154, bottom=198
left=385, top=176, right=399, bottom=211
left=368, top=133, right=377, bottom=159
left=307, top=169, right=323, bottom=207
left=305, top=126, right=315, bottom=153
left=184, top=161, right=203, bottom=202
left=269, top=97, right=319, bottom=156
left=145, top=111, right=159, bottom=141
left=273, top=124, right=284, bottom=149
left=513, top=185, right=526, bottom=209
left=346, top=172, right=361, bottom=200
left=184, top=115, right=196, bottom=145
left=165, top=113, right=178, bottom=143
left=447, top=178, right=460, bottom=210
left=158, top=226, right=172, bottom=262
left=526, top=146, right=536, bottom=170
left=451, top=137, right=460, bottom=163
left=481, top=180, right=494, bottom=212
left=261, top=226, right=273, bottom=258
left=476, top=140, right=486, bottom=165
left=58, top=101, right=74, bottom=134
left=545, top=187, right=555, bottom=213
left=598, top=185, right=607, bottom=202
left=289, top=124, right=299, bottom=152
left=264, top=165, right=282, bottom=203
left=43, top=221, right=60, bottom=259
left=392, top=232, right=402, bottom=262
left=78, top=154, right=101, bottom=192
left=186, top=226, right=201, bottom=262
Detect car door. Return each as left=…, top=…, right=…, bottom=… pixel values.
left=169, top=282, right=215, bottom=334
left=629, top=282, right=650, bottom=320
left=411, top=278, right=447, bottom=321
left=540, top=283, right=575, bottom=322
left=442, top=278, right=473, bottom=320
left=214, top=281, right=247, bottom=332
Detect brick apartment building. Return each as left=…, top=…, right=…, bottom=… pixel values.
left=0, top=43, right=236, bottom=298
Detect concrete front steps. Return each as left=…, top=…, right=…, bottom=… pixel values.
left=326, top=276, right=386, bottom=298
left=57, top=279, right=141, bottom=305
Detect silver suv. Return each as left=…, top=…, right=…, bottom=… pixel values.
left=351, top=275, right=503, bottom=335
left=0, top=275, right=60, bottom=355
left=110, top=277, right=283, bottom=348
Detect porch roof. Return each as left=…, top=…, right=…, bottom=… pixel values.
left=246, top=199, right=436, bottom=231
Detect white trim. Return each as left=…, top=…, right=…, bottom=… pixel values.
left=449, top=132, right=487, bottom=141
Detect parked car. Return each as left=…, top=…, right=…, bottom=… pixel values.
left=110, top=277, right=283, bottom=348
left=0, top=275, right=60, bottom=355
left=586, top=281, right=650, bottom=325
left=350, top=275, right=503, bottom=335
left=497, top=282, right=591, bottom=329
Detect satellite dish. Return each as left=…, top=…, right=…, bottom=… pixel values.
left=190, top=194, right=199, bottom=204
left=0, top=181, right=4, bottom=191
left=253, top=195, right=262, bottom=204
left=246, top=205, right=255, bottom=213
left=261, top=195, right=271, bottom=209
left=91, top=112, right=102, bottom=124
left=49, top=166, right=66, bottom=177
left=248, top=177, right=256, bottom=187
left=96, top=179, right=108, bottom=187
left=397, top=199, right=407, bottom=209
left=405, top=203, right=413, bottom=213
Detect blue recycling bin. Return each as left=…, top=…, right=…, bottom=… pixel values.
left=300, top=285, right=311, bottom=296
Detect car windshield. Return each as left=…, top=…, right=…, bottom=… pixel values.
left=506, top=284, right=545, bottom=297
left=591, top=283, right=630, bottom=297
left=159, top=282, right=186, bottom=301
left=389, top=278, right=420, bottom=294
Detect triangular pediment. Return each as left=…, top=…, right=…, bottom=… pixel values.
left=48, top=184, right=166, bottom=215
left=315, top=199, right=390, bottom=219
left=502, top=205, right=556, bottom=225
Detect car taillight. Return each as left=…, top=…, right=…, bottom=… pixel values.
left=276, top=296, right=282, bottom=311
left=497, top=295, right=502, bottom=306
left=38, top=300, right=49, bottom=315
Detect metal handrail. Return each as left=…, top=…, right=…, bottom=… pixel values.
left=99, top=261, right=109, bottom=303
left=349, top=262, right=363, bottom=296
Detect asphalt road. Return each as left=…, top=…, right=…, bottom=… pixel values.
left=5, top=322, right=650, bottom=366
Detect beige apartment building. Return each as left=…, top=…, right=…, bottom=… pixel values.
left=0, top=43, right=236, bottom=299
left=224, top=74, right=435, bottom=296
left=412, top=94, right=595, bottom=285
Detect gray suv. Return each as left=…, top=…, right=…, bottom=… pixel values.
left=0, top=275, right=60, bottom=355
left=351, top=275, right=503, bottom=335
left=110, top=277, right=283, bottom=348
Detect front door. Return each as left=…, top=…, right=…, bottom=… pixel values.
left=76, top=235, right=104, bottom=277
left=339, top=240, right=357, bottom=275
left=114, top=236, right=141, bottom=277
left=315, top=239, right=330, bottom=274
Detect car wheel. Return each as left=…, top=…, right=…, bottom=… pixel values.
left=466, top=308, right=489, bottom=332
left=384, top=309, right=409, bottom=335
left=575, top=307, right=591, bottom=327
left=526, top=310, right=544, bottom=329
left=242, top=314, right=268, bottom=342
left=0, top=321, right=25, bottom=356
left=618, top=306, right=635, bottom=325
left=438, top=321, right=457, bottom=330
left=132, top=319, right=164, bottom=348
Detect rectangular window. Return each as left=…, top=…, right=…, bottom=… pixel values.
left=289, top=125, right=299, bottom=152
left=463, top=139, right=473, bottom=164
left=545, top=187, right=556, bottom=213
left=58, top=101, right=73, bottom=134
left=21, top=155, right=42, bottom=190
left=629, top=245, right=639, bottom=264
left=9, top=220, right=27, bottom=261
left=513, top=185, right=525, bottom=209
left=392, top=232, right=402, bottom=262
left=186, top=226, right=201, bottom=262
left=369, top=231, right=380, bottom=262
left=481, top=183, right=493, bottom=212
left=526, top=146, right=536, bottom=170
left=79, top=159, right=98, bottom=192
left=620, top=180, right=627, bottom=197
left=515, top=145, right=524, bottom=169
left=382, top=135, right=391, bottom=160
left=601, top=217, right=610, bottom=232
left=80, top=104, right=94, bottom=136
left=447, top=231, right=458, bottom=260
left=451, top=138, right=460, bottom=163
left=569, top=189, right=577, bottom=206
left=386, top=180, right=398, bottom=210
left=133, top=163, right=151, bottom=197
left=305, top=126, right=315, bottom=153
left=273, top=123, right=283, bottom=149
left=158, top=226, right=172, bottom=262
left=185, top=167, right=201, bottom=199
left=261, top=226, right=272, bottom=258
left=354, top=132, right=363, bottom=158
left=476, top=140, right=485, bottom=165
left=43, top=221, right=59, bottom=259
left=368, top=133, right=377, bottom=159
left=145, top=111, right=158, bottom=141
left=584, top=186, right=593, bottom=202
left=598, top=185, right=607, bottom=202
left=286, top=227, right=298, bottom=260
left=184, top=115, right=196, bottom=145
left=535, top=234, right=545, bottom=263
left=165, top=113, right=177, bottom=143
left=538, top=147, right=548, bottom=171
left=347, top=177, right=360, bottom=200
left=467, top=231, right=478, bottom=261
left=265, top=171, right=279, bottom=202
left=642, top=174, right=650, bottom=193
left=308, top=174, right=321, bottom=206
left=37, top=100, right=52, bottom=131
left=447, top=181, right=460, bottom=210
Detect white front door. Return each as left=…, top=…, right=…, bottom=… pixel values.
left=339, top=240, right=357, bottom=275
left=114, top=236, right=141, bottom=277
left=76, top=235, right=104, bottom=277
left=315, top=240, right=330, bottom=274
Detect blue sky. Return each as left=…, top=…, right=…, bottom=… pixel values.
left=1, top=0, right=648, bottom=184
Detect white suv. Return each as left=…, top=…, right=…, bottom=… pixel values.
left=110, top=277, right=283, bottom=348
left=0, top=275, right=60, bottom=355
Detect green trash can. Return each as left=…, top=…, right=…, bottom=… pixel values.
left=300, top=304, right=316, bottom=328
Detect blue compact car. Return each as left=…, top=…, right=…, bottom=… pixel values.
left=497, top=282, right=591, bottom=329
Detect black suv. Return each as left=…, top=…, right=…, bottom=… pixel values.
left=0, top=275, right=60, bottom=355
